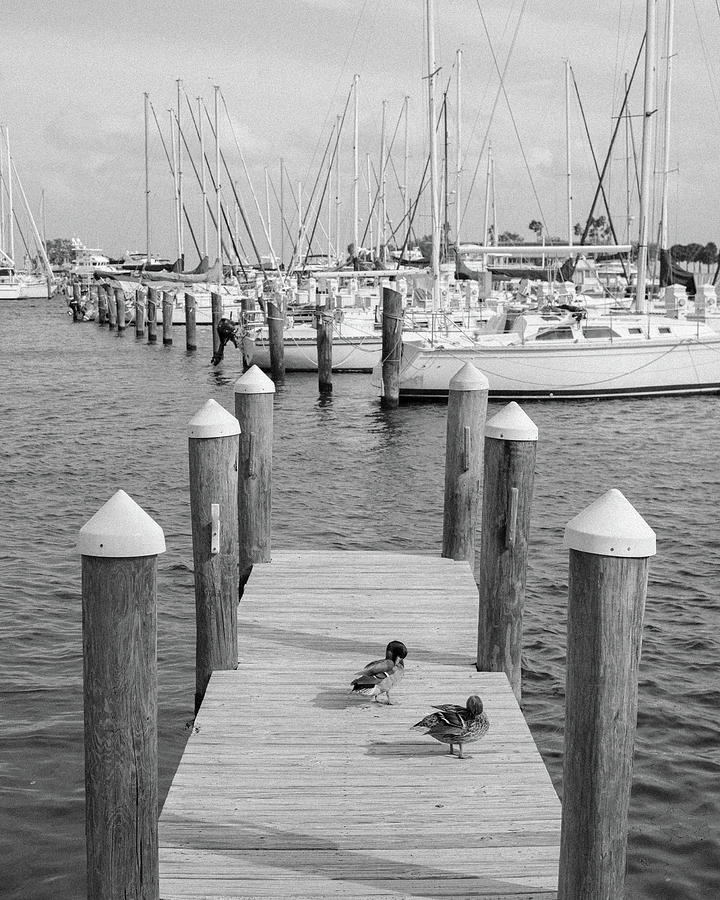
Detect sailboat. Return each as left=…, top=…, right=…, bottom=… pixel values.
left=377, top=0, right=720, bottom=400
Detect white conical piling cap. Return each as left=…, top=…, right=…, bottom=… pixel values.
left=485, top=401, right=538, bottom=441
left=449, top=362, right=490, bottom=392
left=233, top=364, right=276, bottom=395
left=77, top=490, right=166, bottom=558
left=564, top=488, right=656, bottom=558
left=188, top=398, right=240, bottom=438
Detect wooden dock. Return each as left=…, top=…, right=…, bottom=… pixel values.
left=159, top=550, right=561, bottom=898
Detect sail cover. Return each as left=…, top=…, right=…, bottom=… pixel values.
left=660, top=249, right=696, bottom=294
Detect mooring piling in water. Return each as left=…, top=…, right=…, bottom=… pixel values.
left=78, top=490, right=165, bottom=900
left=188, top=399, right=241, bottom=713
left=476, top=401, right=538, bottom=702
left=558, top=489, right=655, bottom=900
left=442, top=362, right=489, bottom=566
left=267, top=289, right=285, bottom=382
left=97, top=286, right=107, bottom=325
left=114, top=286, right=126, bottom=332
left=162, top=291, right=174, bottom=345
left=211, top=292, right=222, bottom=358
left=381, top=284, right=403, bottom=408
left=184, top=292, right=197, bottom=351
left=316, top=287, right=333, bottom=393
left=147, top=287, right=158, bottom=343
left=241, top=294, right=256, bottom=370
left=106, top=285, right=117, bottom=329
left=134, top=288, right=146, bottom=337
left=234, top=365, right=275, bottom=589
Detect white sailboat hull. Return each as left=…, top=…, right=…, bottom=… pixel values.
left=394, top=331, right=720, bottom=400
left=253, top=331, right=382, bottom=372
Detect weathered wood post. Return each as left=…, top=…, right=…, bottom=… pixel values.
left=114, top=287, right=126, bottom=332
left=134, top=288, right=146, bottom=338
left=442, top=362, right=489, bottom=565
left=381, top=285, right=403, bottom=407
left=241, top=293, right=255, bottom=369
left=211, top=291, right=223, bottom=359
left=106, top=285, right=117, bottom=329
left=188, top=399, right=240, bottom=712
left=88, top=284, right=99, bottom=318
left=316, top=291, right=333, bottom=393
left=267, top=289, right=285, bottom=382
left=146, top=288, right=158, bottom=343
left=72, top=281, right=82, bottom=321
left=184, top=292, right=197, bottom=351
left=558, top=489, right=655, bottom=900
left=78, top=489, right=165, bottom=900
left=97, top=286, right=108, bottom=325
left=476, top=401, right=538, bottom=701
left=162, top=291, right=174, bottom=345
left=234, top=365, right=275, bottom=590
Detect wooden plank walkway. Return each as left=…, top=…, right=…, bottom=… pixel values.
left=159, top=551, right=561, bottom=898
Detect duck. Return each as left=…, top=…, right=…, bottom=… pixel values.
left=350, top=640, right=408, bottom=704
left=413, top=695, right=489, bottom=758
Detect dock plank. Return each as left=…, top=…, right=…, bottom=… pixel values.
left=159, top=551, right=560, bottom=898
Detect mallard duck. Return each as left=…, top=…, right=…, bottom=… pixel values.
left=413, top=695, right=489, bottom=758
left=350, top=640, right=407, bottom=704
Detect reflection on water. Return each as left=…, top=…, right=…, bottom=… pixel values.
left=1, top=299, right=719, bottom=899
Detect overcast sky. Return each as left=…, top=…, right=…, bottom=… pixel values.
left=2, top=0, right=719, bottom=264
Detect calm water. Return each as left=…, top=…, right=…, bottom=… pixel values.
left=2, top=299, right=719, bottom=898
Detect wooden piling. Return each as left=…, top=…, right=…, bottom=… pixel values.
left=97, top=287, right=107, bottom=325
left=234, top=366, right=275, bottom=589
left=162, top=291, right=174, bottom=345
left=106, top=285, right=117, bottom=329
left=78, top=490, right=165, bottom=900
left=267, top=290, right=285, bottom=382
left=72, top=282, right=82, bottom=321
left=135, top=288, right=146, bottom=338
left=241, top=294, right=255, bottom=369
left=114, top=287, right=126, bottom=332
left=381, top=285, right=403, bottom=407
left=316, top=294, right=333, bottom=393
left=147, top=288, right=158, bottom=343
left=558, top=489, right=655, bottom=900
left=211, top=292, right=223, bottom=358
left=185, top=292, right=197, bottom=351
left=442, top=363, right=489, bottom=565
left=476, top=401, right=538, bottom=701
left=188, top=400, right=241, bottom=712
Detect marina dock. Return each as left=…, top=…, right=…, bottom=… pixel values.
left=158, top=550, right=561, bottom=898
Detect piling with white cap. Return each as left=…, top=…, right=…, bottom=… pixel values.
left=558, top=489, right=655, bottom=900
left=380, top=285, right=404, bottom=407
left=188, top=399, right=241, bottom=711
left=234, top=365, right=275, bottom=588
left=267, top=289, right=286, bottom=381
left=79, top=489, right=165, bottom=900
left=476, top=401, right=538, bottom=701
left=442, top=363, right=489, bottom=565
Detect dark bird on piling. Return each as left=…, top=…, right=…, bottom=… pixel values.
left=413, top=695, right=489, bottom=758
left=350, top=640, right=407, bottom=704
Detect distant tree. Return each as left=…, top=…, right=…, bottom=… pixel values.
left=528, top=220, right=543, bottom=241
left=46, top=238, right=74, bottom=266
left=701, top=242, right=718, bottom=266
left=670, top=244, right=687, bottom=262
left=684, top=242, right=704, bottom=263
left=499, top=231, right=523, bottom=244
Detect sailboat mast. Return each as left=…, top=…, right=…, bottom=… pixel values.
left=176, top=79, right=184, bottom=261
left=403, top=95, right=410, bottom=240
left=335, top=113, right=341, bottom=263
left=491, top=147, right=497, bottom=245
left=455, top=49, right=462, bottom=249
left=426, top=0, right=441, bottom=309
left=265, top=167, right=272, bottom=252
left=198, top=97, right=208, bottom=259
left=280, top=157, right=285, bottom=268
left=635, top=0, right=658, bottom=314
left=214, top=85, right=222, bottom=289
left=625, top=73, right=631, bottom=245
left=483, top=143, right=491, bottom=245
left=378, top=99, right=387, bottom=262
left=144, top=93, right=150, bottom=260
left=0, top=131, right=5, bottom=255
left=353, top=75, right=359, bottom=262
left=6, top=127, right=14, bottom=265
left=367, top=153, right=373, bottom=252
left=169, top=110, right=181, bottom=262
left=659, top=0, right=675, bottom=251
left=565, top=59, right=573, bottom=246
